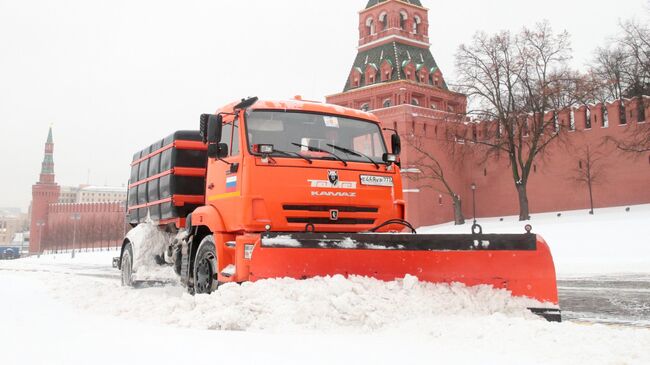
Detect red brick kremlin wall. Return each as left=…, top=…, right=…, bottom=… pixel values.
left=366, top=97, right=650, bottom=228
left=42, top=202, right=126, bottom=253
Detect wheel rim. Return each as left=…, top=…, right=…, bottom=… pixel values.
left=195, top=253, right=215, bottom=294
left=122, top=251, right=132, bottom=286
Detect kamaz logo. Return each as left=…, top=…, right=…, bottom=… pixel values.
left=311, top=191, right=357, bottom=197
left=328, top=170, right=339, bottom=186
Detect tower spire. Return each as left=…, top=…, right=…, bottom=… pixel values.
left=39, top=126, right=55, bottom=184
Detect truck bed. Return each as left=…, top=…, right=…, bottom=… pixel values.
left=126, top=131, right=207, bottom=227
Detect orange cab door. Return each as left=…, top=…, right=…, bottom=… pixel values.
left=205, top=115, right=243, bottom=232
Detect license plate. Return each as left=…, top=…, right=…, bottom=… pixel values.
left=360, top=175, right=393, bottom=187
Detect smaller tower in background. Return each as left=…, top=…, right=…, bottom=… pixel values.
left=30, top=127, right=61, bottom=254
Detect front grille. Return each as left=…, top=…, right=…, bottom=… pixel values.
left=286, top=217, right=375, bottom=225
left=283, top=205, right=378, bottom=213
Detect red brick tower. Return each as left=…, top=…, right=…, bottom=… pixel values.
left=327, top=0, right=468, bottom=226
left=30, top=127, right=60, bottom=253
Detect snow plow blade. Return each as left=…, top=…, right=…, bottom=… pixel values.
left=251, top=232, right=560, bottom=321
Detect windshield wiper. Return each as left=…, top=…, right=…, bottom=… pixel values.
left=291, top=142, right=348, bottom=166
left=272, top=149, right=313, bottom=164
left=327, top=144, right=380, bottom=169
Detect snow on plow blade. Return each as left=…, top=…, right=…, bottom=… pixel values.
left=251, top=232, right=560, bottom=321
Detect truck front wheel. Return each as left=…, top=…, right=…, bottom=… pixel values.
left=193, top=235, right=218, bottom=294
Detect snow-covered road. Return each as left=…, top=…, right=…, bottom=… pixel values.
left=2, top=205, right=649, bottom=364
left=2, top=252, right=650, bottom=365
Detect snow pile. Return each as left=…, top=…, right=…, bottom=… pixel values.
left=420, top=204, right=650, bottom=276
left=123, top=221, right=179, bottom=281
left=262, top=235, right=302, bottom=247
left=125, top=221, right=174, bottom=269
left=45, top=272, right=545, bottom=332
left=2, top=272, right=649, bottom=365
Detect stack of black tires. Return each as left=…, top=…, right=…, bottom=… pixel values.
left=126, top=131, right=207, bottom=226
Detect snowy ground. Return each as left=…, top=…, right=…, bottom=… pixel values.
left=1, top=205, right=649, bottom=364
left=420, top=204, right=650, bottom=277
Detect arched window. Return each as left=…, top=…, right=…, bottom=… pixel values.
left=585, top=106, right=592, bottom=129
left=411, top=98, right=419, bottom=106
left=360, top=103, right=370, bottom=112
left=383, top=99, right=392, bottom=108
left=413, top=15, right=421, bottom=34
left=379, top=12, right=388, bottom=31
left=399, top=11, right=408, bottom=30
left=366, top=17, right=375, bottom=36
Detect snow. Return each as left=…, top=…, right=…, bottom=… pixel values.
left=334, top=237, right=358, bottom=249
left=419, top=204, right=650, bottom=277
left=125, top=221, right=178, bottom=281
left=1, top=204, right=650, bottom=364
left=1, top=260, right=650, bottom=364
left=262, top=235, right=302, bottom=247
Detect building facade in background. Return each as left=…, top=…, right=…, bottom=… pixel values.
left=328, top=0, right=650, bottom=227
left=0, top=210, right=27, bottom=246
left=29, top=128, right=127, bottom=254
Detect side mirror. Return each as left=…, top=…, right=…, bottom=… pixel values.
left=217, top=143, right=229, bottom=158
left=391, top=133, right=401, bottom=155
left=207, top=114, right=223, bottom=144
left=382, top=153, right=397, bottom=164
left=200, top=114, right=223, bottom=144
left=208, top=143, right=229, bottom=159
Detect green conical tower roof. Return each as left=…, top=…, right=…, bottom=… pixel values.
left=40, top=127, right=55, bottom=176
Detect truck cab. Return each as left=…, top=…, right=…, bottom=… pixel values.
left=194, top=98, right=405, bottom=236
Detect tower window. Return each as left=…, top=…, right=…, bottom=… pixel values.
left=399, top=11, right=408, bottom=30
left=360, top=103, right=370, bottom=112
left=413, top=15, right=421, bottom=34
left=383, top=99, right=392, bottom=108
left=379, top=12, right=388, bottom=31
left=366, top=18, right=375, bottom=36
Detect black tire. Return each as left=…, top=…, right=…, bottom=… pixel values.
left=193, top=235, right=218, bottom=294
left=121, top=242, right=134, bottom=287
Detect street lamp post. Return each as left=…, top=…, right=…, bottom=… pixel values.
left=36, top=221, right=46, bottom=256
left=471, top=183, right=477, bottom=225
left=71, top=213, right=81, bottom=258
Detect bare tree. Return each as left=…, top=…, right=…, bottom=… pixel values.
left=405, top=134, right=465, bottom=225
left=454, top=22, right=577, bottom=220
left=569, top=146, right=608, bottom=215
left=592, top=19, right=650, bottom=152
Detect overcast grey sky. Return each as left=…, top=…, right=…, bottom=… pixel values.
left=0, top=0, right=647, bottom=211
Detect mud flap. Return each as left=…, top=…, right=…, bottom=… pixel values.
left=250, top=232, right=560, bottom=320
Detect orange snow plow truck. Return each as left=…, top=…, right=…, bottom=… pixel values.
left=117, top=97, right=561, bottom=321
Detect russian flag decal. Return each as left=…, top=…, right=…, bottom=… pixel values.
left=225, top=175, right=237, bottom=192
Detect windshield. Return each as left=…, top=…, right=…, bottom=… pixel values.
left=246, top=110, right=387, bottom=164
